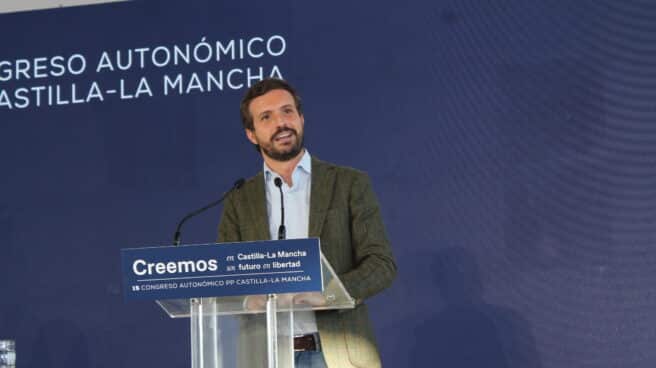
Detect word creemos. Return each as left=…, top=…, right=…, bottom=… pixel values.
left=132, top=258, right=219, bottom=276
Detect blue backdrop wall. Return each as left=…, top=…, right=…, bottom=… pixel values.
left=1, top=1, right=655, bottom=367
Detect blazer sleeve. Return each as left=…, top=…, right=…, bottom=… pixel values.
left=338, top=173, right=397, bottom=301
left=218, top=191, right=241, bottom=243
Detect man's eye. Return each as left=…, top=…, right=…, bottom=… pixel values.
left=260, top=114, right=269, bottom=121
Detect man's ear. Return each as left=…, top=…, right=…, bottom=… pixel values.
left=245, top=129, right=257, bottom=145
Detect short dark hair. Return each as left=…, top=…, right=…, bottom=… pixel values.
left=240, top=78, right=303, bottom=131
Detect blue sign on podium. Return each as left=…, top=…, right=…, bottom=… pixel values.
left=121, top=238, right=323, bottom=301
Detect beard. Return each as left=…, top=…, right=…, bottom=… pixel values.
left=260, top=127, right=304, bottom=162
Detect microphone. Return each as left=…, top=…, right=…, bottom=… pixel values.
left=173, top=178, right=245, bottom=245
left=274, top=177, right=286, bottom=240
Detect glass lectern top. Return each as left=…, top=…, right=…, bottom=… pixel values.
left=157, top=253, right=354, bottom=318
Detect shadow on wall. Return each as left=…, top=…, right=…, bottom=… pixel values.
left=410, top=247, right=541, bottom=368
left=499, top=60, right=613, bottom=272
left=29, top=319, right=90, bottom=368
left=0, top=204, right=31, bottom=347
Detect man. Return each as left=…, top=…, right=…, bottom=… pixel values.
left=218, top=78, right=397, bottom=368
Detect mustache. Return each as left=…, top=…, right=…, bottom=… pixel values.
left=271, top=127, right=297, bottom=141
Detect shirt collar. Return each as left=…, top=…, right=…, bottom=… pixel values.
left=263, top=150, right=312, bottom=182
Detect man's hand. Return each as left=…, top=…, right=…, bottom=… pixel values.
left=244, top=295, right=267, bottom=311
left=293, top=292, right=327, bottom=306
left=244, top=294, right=297, bottom=310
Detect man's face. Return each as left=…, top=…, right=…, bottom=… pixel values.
left=245, top=89, right=305, bottom=162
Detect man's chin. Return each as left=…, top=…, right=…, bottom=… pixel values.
left=263, top=146, right=303, bottom=162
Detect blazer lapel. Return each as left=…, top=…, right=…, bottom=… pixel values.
left=244, top=172, right=271, bottom=241
left=309, top=157, right=336, bottom=237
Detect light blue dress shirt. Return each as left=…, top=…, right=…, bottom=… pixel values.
left=263, top=150, right=317, bottom=334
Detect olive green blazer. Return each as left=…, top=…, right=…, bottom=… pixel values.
left=218, top=157, right=397, bottom=368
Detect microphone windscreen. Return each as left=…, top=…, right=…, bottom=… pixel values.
left=233, top=178, right=245, bottom=189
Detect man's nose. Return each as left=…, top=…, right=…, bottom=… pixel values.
left=273, top=112, right=288, bottom=127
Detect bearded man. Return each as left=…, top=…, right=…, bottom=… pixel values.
left=218, top=78, right=397, bottom=368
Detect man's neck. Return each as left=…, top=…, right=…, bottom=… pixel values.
left=263, top=149, right=305, bottom=186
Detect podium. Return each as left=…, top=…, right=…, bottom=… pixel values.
left=156, top=252, right=355, bottom=368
